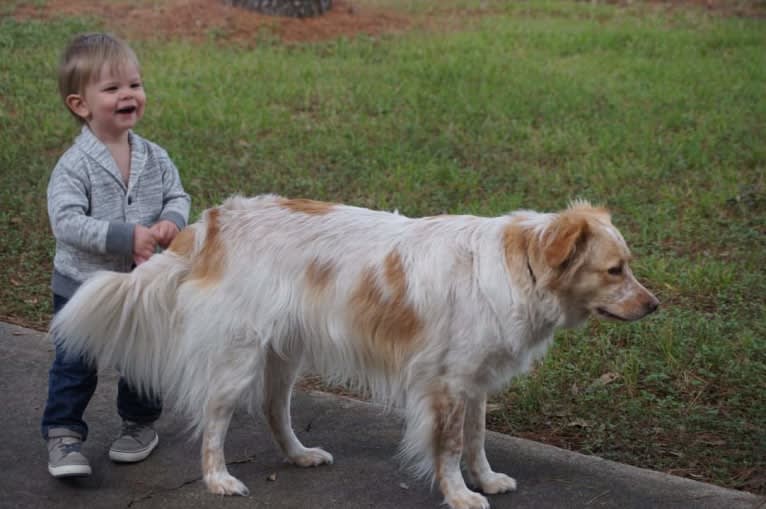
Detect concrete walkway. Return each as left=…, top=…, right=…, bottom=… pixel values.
left=1, top=321, right=762, bottom=509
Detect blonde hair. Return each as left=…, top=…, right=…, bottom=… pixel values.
left=58, top=33, right=140, bottom=122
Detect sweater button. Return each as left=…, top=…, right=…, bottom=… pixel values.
left=128, top=196, right=133, bottom=205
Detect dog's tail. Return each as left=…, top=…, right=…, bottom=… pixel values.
left=49, top=246, right=192, bottom=398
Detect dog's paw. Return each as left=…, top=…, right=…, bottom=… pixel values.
left=445, top=489, right=490, bottom=509
left=287, top=446, right=334, bottom=467
left=205, top=472, right=250, bottom=496
left=477, top=472, right=517, bottom=494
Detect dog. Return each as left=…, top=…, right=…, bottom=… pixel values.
left=51, top=194, right=658, bottom=509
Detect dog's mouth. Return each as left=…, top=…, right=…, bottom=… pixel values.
left=116, top=105, right=137, bottom=115
left=595, top=307, right=629, bottom=322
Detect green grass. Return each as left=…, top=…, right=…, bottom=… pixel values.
left=1, top=1, right=764, bottom=494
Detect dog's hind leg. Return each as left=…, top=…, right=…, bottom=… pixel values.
left=262, top=346, right=333, bottom=467
left=201, top=350, right=259, bottom=496
left=463, top=394, right=517, bottom=495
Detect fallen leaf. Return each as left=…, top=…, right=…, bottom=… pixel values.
left=567, top=418, right=590, bottom=428
left=570, top=382, right=580, bottom=396
left=267, top=473, right=277, bottom=481
left=587, top=372, right=620, bottom=391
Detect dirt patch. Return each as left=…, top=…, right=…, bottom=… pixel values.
left=11, top=0, right=764, bottom=48
left=645, top=0, right=766, bottom=17
left=11, top=0, right=413, bottom=45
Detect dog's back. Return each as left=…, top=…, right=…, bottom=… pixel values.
left=169, top=194, right=513, bottom=404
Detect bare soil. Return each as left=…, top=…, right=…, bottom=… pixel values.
left=11, top=0, right=412, bottom=45
left=10, top=0, right=764, bottom=47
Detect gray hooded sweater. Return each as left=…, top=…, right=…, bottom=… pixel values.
left=47, top=126, right=191, bottom=298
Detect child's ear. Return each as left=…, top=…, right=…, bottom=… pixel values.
left=65, top=94, right=90, bottom=120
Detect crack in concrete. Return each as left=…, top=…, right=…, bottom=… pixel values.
left=228, top=454, right=259, bottom=465
left=125, top=455, right=258, bottom=507
left=125, top=477, right=200, bottom=508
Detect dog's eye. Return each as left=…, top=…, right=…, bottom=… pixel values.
left=607, top=265, right=623, bottom=276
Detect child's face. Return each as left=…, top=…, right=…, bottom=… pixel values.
left=67, top=61, right=145, bottom=141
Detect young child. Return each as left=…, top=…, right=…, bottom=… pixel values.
left=42, top=33, right=191, bottom=478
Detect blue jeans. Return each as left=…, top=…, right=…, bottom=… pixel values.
left=41, top=293, right=162, bottom=441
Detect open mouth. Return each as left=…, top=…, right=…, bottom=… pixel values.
left=595, top=307, right=628, bottom=322
left=116, top=106, right=137, bottom=114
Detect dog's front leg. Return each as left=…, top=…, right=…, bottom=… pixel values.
left=202, top=399, right=249, bottom=496
left=263, top=347, right=333, bottom=467
left=463, top=394, right=517, bottom=495
left=432, top=390, right=489, bottom=509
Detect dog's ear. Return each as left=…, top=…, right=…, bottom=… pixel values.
left=542, top=214, right=590, bottom=269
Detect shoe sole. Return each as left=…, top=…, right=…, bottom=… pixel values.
left=109, top=434, right=159, bottom=463
left=49, top=463, right=92, bottom=478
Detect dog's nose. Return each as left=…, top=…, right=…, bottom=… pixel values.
left=646, top=296, right=660, bottom=315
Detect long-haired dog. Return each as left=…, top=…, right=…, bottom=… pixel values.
left=51, top=194, right=658, bottom=509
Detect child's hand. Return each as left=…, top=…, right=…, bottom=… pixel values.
left=150, top=220, right=180, bottom=248
left=133, top=224, right=157, bottom=265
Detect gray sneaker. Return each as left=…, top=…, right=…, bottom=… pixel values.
left=47, top=428, right=92, bottom=478
left=109, top=421, right=159, bottom=463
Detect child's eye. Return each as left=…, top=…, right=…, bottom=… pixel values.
left=103, top=86, right=118, bottom=92
left=131, top=82, right=142, bottom=89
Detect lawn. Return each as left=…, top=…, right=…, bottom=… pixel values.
left=1, top=0, right=764, bottom=495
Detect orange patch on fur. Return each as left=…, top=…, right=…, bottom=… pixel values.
left=503, top=220, right=548, bottom=290
left=543, top=214, right=589, bottom=268
left=383, top=250, right=407, bottom=294
left=431, top=386, right=465, bottom=482
left=280, top=198, right=335, bottom=215
left=306, top=259, right=335, bottom=293
left=350, top=250, right=422, bottom=371
left=202, top=441, right=223, bottom=477
left=502, top=223, right=528, bottom=271
left=168, top=227, right=195, bottom=257
left=189, top=208, right=225, bottom=286
left=201, top=399, right=228, bottom=478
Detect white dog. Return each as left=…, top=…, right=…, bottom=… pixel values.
left=51, top=194, right=658, bottom=509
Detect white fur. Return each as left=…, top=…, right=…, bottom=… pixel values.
left=50, top=194, right=657, bottom=509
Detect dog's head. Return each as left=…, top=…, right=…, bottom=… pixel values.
left=524, top=201, right=659, bottom=326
